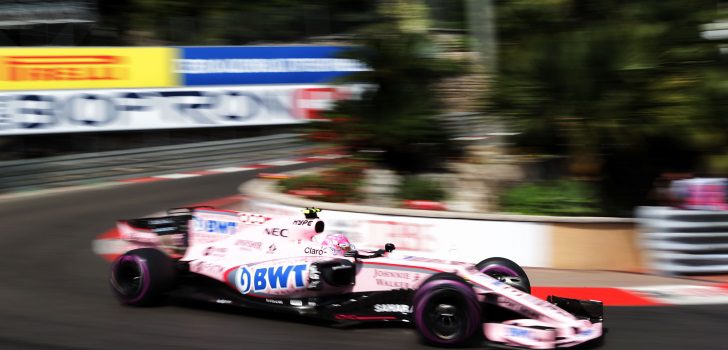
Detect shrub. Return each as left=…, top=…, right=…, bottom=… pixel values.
left=278, top=162, right=366, bottom=203
left=279, top=174, right=323, bottom=193
left=396, top=176, right=447, bottom=202
left=499, top=180, right=600, bottom=216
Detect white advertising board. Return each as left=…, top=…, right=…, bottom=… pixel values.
left=0, top=84, right=353, bottom=135
left=244, top=199, right=553, bottom=268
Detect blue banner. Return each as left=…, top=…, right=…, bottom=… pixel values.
left=177, top=46, right=367, bottom=86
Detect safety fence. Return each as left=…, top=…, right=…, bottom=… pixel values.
left=637, top=206, right=728, bottom=274
left=0, top=133, right=308, bottom=193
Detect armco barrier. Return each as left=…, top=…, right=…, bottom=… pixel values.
left=0, top=133, right=308, bottom=193
left=637, top=206, right=728, bottom=274
left=240, top=180, right=641, bottom=270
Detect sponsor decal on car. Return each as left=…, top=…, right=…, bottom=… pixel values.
left=491, top=282, right=574, bottom=320
left=191, top=261, right=226, bottom=275
left=121, top=230, right=159, bottom=244
left=235, top=263, right=307, bottom=294
left=304, top=246, right=325, bottom=255
left=292, top=219, right=315, bottom=226
left=237, top=212, right=269, bottom=225
left=148, top=219, right=174, bottom=225
left=203, top=246, right=227, bottom=258
left=192, top=217, right=238, bottom=234
left=496, top=296, right=539, bottom=319
left=235, top=239, right=262, bottom=250
left=373, top=304, right=412, bottom=313
left=508, top=327, right=532, bottom=339
left=501, top=325, right=555, bottom=343
left=372, top=268, right=423, bottom=289
left=152, top=226, right=176, bottom=233
left=265, top=228, right=289, bottom=237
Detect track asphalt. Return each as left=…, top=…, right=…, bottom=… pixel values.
left=1, top=163, right=727, bottom=349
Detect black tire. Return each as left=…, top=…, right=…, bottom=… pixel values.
left=109, top=248, right=176, bottom=306
left=413, top=273, right=482, bottom=347
left=476, top=257, right=531, bottom=294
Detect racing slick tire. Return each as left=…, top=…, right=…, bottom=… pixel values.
left=413, top=274, right=482, bottom=347
left=476, top=257, right=531, bottom=294
left=110, top=248, right=176, bottom=306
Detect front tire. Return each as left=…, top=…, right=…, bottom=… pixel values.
left=476, top=257, right=531, bottom=294
left=413, top=274, right=481, bottom=347
left=110, top=248, right=176, bottom=306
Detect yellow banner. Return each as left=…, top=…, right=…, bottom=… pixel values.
left=0, top=47, right=176, bottom=90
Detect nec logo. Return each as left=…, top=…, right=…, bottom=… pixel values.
left=2, top=55, right=128, bottom=82
left=265, top=228, right=288, bottom=237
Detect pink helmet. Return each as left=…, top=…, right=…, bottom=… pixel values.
left=320, top=233, right=354, bottom=255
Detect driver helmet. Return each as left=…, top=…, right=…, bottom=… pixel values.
left=320, top=233, right=355, bottom=256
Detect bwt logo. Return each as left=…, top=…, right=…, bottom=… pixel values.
left=235, top=264, right=307, bottom=294
left=193, top=218, right=238, bottom=234
left=1, top=55, right=128, bottom=82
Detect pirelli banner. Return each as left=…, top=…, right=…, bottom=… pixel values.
left=0, top=47, right=176, bottom=90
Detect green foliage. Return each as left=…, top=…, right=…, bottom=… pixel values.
left=396, top=176, right=447, bottom=202
left=493, top=0, right=728, bottom=212
left=278, top=162, right=367, bottom=203
left=311, top=18, right=464, bottom=173
left=500, top=180, right=600, bottom=216
left=129, top=0, right=379, bottom=44
left=278, top=174, right=322, bottom=193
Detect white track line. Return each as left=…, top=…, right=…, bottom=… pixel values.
left=207, top=167, right=255, bottom=173
left=153, top=173, right=202, bottom=179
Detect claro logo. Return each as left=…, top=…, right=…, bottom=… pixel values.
left=1, top=55, right=128, bottom=82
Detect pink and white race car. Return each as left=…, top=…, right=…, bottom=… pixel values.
left=109, top=207, right=603, bottom=349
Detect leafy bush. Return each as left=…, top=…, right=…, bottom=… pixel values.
left=499, top=180, right=600, bottom=216
left=279, top=174, right=323, bottom=193
left=278, top=162, right=366, bottom=203
left=396, top=176, right=447, bottom=202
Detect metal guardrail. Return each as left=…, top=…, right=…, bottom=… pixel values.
left=0, top=133, right=309, bottom=193
left=637, top=206, right=728, bottom=274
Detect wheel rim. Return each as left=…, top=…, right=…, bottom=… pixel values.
left=480, top=265, right=518, bottom=279
left=112, top=256, right=144, bottom=298
left=424, top=291, right=466, bottom=340
left=481, top=264, right=528, bottom=292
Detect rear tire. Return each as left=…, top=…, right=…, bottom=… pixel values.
left=110, top=248, right=176, bottom=306
left=413, top=274, right=481, bottom=347
left=476, top=257, right=531, bottom=294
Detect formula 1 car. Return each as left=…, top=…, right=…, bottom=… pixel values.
left=109, top=207, right=603, bottom=349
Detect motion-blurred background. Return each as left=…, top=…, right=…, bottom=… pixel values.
left=7, top=1, right=728, bottom=272
left=5, top=0, right=728, bottom=217
left=3, top=2, right=728, bottom=349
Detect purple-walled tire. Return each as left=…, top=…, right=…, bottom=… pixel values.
left=413, top=274, right=481, bottom=347
left=109, top=248, right=175, bottom=306
left=476, top=257, right=531, bottom=294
